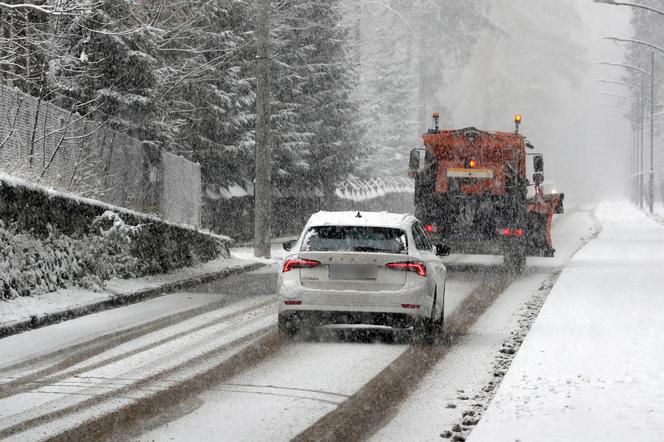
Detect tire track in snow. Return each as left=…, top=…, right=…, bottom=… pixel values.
left=0, top=298, right=273, bottom=399
left=439, top=204, right=602, bottom=441
left=0, top=295, right=255, bottom=376
left=293, top=202, right=600, bottom=441
left=0, top=323, right=280, bottom=441
left=0, top=268, right=278, bottom=384
left=292, top=270, right=514, bottom=442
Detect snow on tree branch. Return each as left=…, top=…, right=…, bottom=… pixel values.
left=0, top=1, right=101, bottom=16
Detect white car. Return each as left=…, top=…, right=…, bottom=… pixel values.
left=277, top=211, right=450, bottom=343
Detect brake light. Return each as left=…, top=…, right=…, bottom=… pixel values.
left=386, top=261, right=427, bottom=277
left=425, top=224, right=442, bottom=233
left=498, top=228, right=524, bottom=237
left=425, top=224, right=434, bottom=232
left=282, top=258, right=321, bottom=272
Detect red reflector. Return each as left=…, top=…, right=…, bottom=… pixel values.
left=498, top=228, right=524, bottom=237
left=284, top=300, right=302, bottom=305
left=282, top=258, right=321, bottom=273
left=386, top=261, right=427, bottom=277
left=401, top=304, right=421, bottom=309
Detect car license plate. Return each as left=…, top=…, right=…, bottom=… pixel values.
left=329, top=265, right=377, bottom=280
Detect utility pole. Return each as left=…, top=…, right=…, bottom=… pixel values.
left=641, top=72, right=646, bottom=208
left=254, top=0, right=272, bottom=258
left=650, top=51, right=655, bottom=214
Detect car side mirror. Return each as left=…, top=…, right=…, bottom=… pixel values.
left=533, top=154, right=544, bottom=173
left=435, top=244, right=451, bottom=257
left=408, top=148, right=427, bottom=177
left=283, top=239, right=297, bottom=251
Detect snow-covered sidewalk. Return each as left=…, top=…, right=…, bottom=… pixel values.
left=469, top=201, right=664, bottom=441
left=0, top=250, right=274, bottom=336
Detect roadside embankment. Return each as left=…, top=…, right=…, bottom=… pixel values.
left=0, top=173, right=230, bottom=301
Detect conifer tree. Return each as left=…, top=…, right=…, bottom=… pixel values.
left=271, top=0, right=361, bottom=190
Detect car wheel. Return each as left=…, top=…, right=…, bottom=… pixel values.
left=414, top=288, right=440, bottom=345
left=278, top=314, right=298, bottom=339
left=435, top=286, right=445, bottom=337
left=414, top=318, right=435, bottom=345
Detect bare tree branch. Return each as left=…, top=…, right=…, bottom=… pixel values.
left=0, top=1, right=102, bottom=16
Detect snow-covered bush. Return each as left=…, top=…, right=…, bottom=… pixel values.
left=0, top=217, right=142, bottom=300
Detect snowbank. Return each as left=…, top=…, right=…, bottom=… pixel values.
left=0, top=255, right=264, bottom=329
left=469, top=201, right=664, bottom=441
left=0, top=174, right=230, bottom=300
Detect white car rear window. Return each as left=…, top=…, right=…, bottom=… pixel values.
left=301, top=226, right=408, bottom=254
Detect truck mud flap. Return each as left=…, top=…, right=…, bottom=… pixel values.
left=525, top=212, right=555, bottom=257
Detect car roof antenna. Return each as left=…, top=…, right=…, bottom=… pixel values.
left=356, top=211, right=362, bottom=218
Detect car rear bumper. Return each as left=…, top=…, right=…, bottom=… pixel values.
left=279, top=310, right=419, bottom=328
left=277, top=285, right=432, bottom=319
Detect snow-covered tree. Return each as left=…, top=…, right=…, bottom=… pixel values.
left=625, top=0, right=664, bottom=179
left=344, top=0, right=490, bottom=177
left=271, top=0, right=361, bottom=190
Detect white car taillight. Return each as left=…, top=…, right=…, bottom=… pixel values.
left=385, top=261, right=427, bottom=277
left=282, top=258, right=321, bottom=273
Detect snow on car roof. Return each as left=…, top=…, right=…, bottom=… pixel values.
left=306, top=211, right=413, bottom=229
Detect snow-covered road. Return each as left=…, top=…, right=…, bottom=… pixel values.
left=0, top=200, right=599, bottom=441
left=372, top=200, right=598, bottom=441
left=135, top=271, right=485, bottom=441
left=137, top=202, right=596, bottom=441
left=0, top=268, right=279, bottom=441
left=0, top=246, right=501, bottom=441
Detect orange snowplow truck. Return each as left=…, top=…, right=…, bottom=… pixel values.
left=409, top=113, right=564, bottom=271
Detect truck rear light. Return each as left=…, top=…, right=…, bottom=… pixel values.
left=498, top=228, right=524, bottom=237
left=282, top=258, right=321, bottom=272
left=401, top=304, right=421, bottom=309
left=386, top=261, right=427, bottom=277
left=284, top=300, right=302, bottom=305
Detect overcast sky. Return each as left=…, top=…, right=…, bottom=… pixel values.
left=447, top=1, right=634, bottom=197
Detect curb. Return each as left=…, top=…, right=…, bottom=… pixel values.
left=0, top=262, right=267, bottom=339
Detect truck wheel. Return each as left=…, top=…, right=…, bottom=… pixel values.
left=505, top=252, right=526, bottom=274
left=278, top=314, right=298, bottom=339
